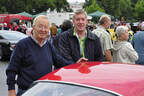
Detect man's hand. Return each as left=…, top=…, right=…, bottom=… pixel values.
left=76, top=57, right=88, bottom=63
left=8, top=90, right=16, bottom=96
left=104, top=50, right=112, bottom=62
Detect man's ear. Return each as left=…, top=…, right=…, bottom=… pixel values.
left=86, top=19, right=88, bottom=25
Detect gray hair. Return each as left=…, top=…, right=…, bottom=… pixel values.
left=116, top=26, right=128, bottom=38
left=33, top=15, right=49, bottom=26
left=99, top=15, right=111, bottom=25
left=73, top=9, right=87, bottom=19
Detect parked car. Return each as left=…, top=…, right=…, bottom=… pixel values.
left=22, top=62, right=144, bottom=96
left=0, top=30, right=27, bottom=60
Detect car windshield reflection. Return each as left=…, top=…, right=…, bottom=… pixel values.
left=22, top=81, right=120, bottom=96
left=1, top=32, right=27, bottom=40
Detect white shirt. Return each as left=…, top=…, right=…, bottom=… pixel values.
left=92, top=25, right=113, bottom=55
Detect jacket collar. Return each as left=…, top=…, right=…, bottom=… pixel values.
left=69, top=27, right=96, bottom=40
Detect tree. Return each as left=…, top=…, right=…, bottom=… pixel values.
left=0, top=0, right=71, bottom=14
left=118, top=0, right=133, bottom=21
left=0, top=6, right=7, bottom=13
left=85, top=0, right=104, bottom=14
left=83, top=0, right=93, bottom=8
left=135, top=0, right=144, bottom=20
left=97, top=0, right=121, bottom=18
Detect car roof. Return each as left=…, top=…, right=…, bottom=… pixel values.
left=0, top=30, right=23, bottom=34
left=39, top=62, right=144, bottom=96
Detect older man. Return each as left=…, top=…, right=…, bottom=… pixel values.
left=58, top=9, right=104, bottom=63
left=6, top=15, right=72, bottom=96
left=92, top=15, right=113, bottom=62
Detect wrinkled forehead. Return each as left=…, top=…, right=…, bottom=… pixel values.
left=33, top=16, right=49, bottom=26
left=73, top=13, right=87, bottom=19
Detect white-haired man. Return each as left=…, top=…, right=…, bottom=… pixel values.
left=112, top=26, right=138, bottom=64
left=6, top=15, right=74, bottom=96
left=92, top=15, right=113, bottom=62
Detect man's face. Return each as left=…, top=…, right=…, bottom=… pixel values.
left=121, top=30, right=129, bottom=41
left=33, top=18, right=49, bottom=40
left=73, top=13, right=88, bottom=32
left=13, top=22, right=17, bottom=27
left=105, top=19, right=111, bottom=29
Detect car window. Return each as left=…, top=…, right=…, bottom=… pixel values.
left=1, top=32, right=27, bottom=40
left=22, top=82, right=120, bottom=96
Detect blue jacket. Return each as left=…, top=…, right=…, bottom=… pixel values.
left=131, top=31, right=144, bottom=64
left=6, top=37, right=71, bottom=90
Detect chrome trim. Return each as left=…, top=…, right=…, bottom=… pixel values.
left=34, top=80, right=123, bottom=96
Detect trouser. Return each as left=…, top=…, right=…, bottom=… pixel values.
left=17, top=88, right=27, bottom=96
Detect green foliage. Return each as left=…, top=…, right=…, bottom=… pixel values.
left=118, top=0, right=133, bottom=20
left=85, top=0, right=104, bottom=14
left=84, top=0, right=138, bottom=21
left=134, top=0, right=144, bottom=20
left=83, top=0, right=93, bottom=8
left=0, top=0, right=71, bottom=14
left=0, top=6, right=7, bottom=13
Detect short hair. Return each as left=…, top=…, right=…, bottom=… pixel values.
left=99, top=15, right=111, bottom=25
left=73, top=9, right=87, bottom=19
left=61, top=20, right=73, bottom=32
left=33, top=15, right=49, bottom=26
left=116, top=26, right=128, bottom=38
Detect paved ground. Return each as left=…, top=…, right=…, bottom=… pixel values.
left=0, top=61, right=9, bottom=96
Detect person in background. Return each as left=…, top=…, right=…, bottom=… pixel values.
left=92, top=15, right=113, bottom=62
left=10, top=22, right=19, bottom=31
left=58, top=9, right=104, bottom=63
left=131, top=22, right=144, bottom=64
left=3, top=23, right=9, bottom=30
left=57, top=25, right=62, bottom=35
left=19, top=21, right=27, bottom=34
left=112, top=26, right=138, bottom=64
left=127, top=24, right=134, bottom=41
left=6, top=15, right=81, bottom=96
left=0, top=23, right=3, bottom=30
left=53, top=20, right=73, bottom=50
left=50, top=23, right=57, bottom=37
left=61, top=20, right=73, bottom=33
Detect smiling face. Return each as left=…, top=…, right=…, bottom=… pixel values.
left=32, top=17, right=49, bottom=41
left=72, top=13, right=88, bottom=32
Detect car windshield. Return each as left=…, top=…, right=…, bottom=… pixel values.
left=1, top=32, right=27, bottom=40
left=22, top=82, right=120, bottom=96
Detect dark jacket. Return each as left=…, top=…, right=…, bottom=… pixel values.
left=58, top=28, right=104, bottom=63
left=6, top=37, right=71, bottom=90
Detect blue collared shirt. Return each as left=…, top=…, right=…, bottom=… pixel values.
left=31, top=35, right=48, bottom=47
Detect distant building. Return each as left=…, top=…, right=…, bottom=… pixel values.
left=69, top=1, right=84, bottom=12
left=46, top=1, right=84, bottom=26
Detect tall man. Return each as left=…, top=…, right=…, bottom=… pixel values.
left=58, top=9, right=104, bottom=63
left=92, top=15, right=113, bottom=62
left=6, top=15, right=74, bottom=96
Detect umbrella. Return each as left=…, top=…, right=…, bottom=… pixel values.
left=88, top=11, right=114, bottom=19
left=32, top=12, right=47, bottom=18
left=18, top=12, right=33, bottom=18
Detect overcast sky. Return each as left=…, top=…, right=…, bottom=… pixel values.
left=67, top=0, right=85, bottom=3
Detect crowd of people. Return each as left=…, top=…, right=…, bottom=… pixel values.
left=0, top=20, right=27, bottom=34
left=5, top=9, right=144, bottom=96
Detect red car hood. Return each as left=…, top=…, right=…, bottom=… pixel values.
left=39, top=62, right=144, bottom=96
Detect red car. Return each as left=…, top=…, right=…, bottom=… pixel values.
left=22, top=62, right=144, bottom=96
